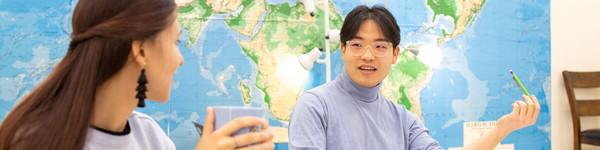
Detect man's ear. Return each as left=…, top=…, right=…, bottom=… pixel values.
left=393, top=46, right=401, bottom=56
left=340, top=43, right=349, bottom=62
left=131, top=40, right=146, bottom=67
left=392, top=46, right=400, bottom=64
left=340, top=43, right=346, bottom=55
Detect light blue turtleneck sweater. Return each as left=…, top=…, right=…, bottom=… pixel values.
left=288, top=72, right=443, bottom=150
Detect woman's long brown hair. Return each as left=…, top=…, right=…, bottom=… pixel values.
left=0, top=0, right=175, bottom=149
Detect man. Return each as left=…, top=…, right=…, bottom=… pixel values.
left=288, top=5, right=540, bottom=150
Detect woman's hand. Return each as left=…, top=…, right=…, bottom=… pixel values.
left=497, top=95, right=541, bottom=136
left=196, top=107, right=275, bottom=150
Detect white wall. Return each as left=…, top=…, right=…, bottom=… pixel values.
left=551, top=0, right=600, bottom=150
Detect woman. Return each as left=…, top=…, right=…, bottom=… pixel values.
left=0, top=0, right=274, bottom=149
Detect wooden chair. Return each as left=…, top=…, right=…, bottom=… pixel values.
left=562, top=71, right=600, bottom=150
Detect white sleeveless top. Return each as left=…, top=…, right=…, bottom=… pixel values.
left=84, top=111, right=176, bottom=150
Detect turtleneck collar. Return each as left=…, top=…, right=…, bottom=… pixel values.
left=336, top=71, right=381, bottom=103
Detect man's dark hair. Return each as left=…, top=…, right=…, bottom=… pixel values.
left=340, top=5, right=401, bottom=48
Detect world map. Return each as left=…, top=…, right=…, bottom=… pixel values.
left=0, top=0, right=550, bottom=149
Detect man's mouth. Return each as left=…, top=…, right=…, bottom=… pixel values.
left=358, top=65, right=377, bottom=72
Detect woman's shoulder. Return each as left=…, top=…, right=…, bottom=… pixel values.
left=130, top=111, right=154, bottom=121
left=128, top=111, right=176, bottom=149
left=128, top=111, right=163, bottom=132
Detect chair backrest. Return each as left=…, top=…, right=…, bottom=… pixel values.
left=562, top=71, right=600, bottom=149
left=563, top=71, right=600, bottom=117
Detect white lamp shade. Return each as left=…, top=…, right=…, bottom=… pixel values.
left=327, top=29, right=340, bottom=43
left=402, top=45, right=442, bottom=68
left=416, top=45, right=442, bottom=68
left=298, top=48, right=322, bottom=70
left=301, top=0, right=316, bottom=16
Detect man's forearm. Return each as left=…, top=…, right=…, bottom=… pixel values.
left=462, top=126, right=510, bottom=150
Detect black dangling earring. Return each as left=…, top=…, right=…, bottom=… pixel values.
left=136, top=67, right=148, bottom=107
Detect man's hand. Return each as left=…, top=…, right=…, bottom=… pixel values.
left=496, top=95, right=541, bottom=136
left=463, top=95, right=540, bottom=150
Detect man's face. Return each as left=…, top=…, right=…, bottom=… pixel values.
left=341, top=19, right=399, bottom=88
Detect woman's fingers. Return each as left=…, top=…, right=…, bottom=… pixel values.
left=202, top=107, right=215, bottom=137
left=236, top=140, right=275, bottom=150
left=233, top=131, right=273, bottom=148
left=215, top=137, right=237, bottom=149
left=200, top=113, right=270, bottom=150
left=215, top=117, right=269, bottom=136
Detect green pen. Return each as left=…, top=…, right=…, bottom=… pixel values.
left=509, top=70, right=530, bottom=96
